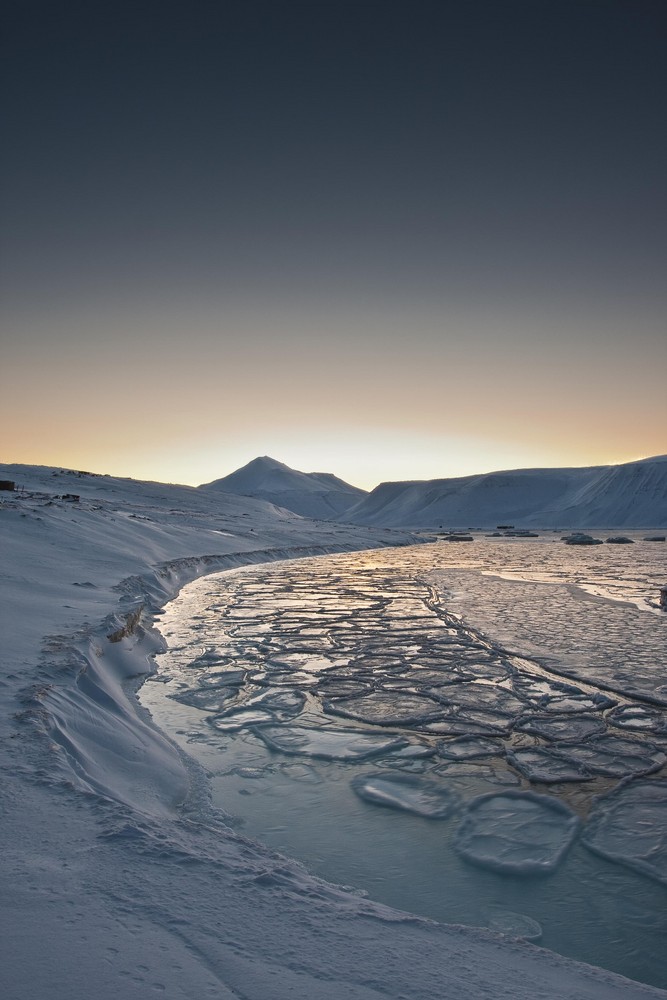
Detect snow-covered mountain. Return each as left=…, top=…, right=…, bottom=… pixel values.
left=199, top=456, right=367, bottom=520
left=340, top=456, right=667, bottom=529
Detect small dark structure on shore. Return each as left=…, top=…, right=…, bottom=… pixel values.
left=0, top=480, right=15, bottom=491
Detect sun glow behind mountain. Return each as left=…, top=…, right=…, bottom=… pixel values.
left=2, top=2, right=665, bottom=488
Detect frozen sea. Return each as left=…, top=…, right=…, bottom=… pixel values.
left=141, top=533, right=667, bottom=988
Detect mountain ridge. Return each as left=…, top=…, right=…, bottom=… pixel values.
left=198, top=454, right=667, bottom=527
left=340, top=456, right=667, bottom=528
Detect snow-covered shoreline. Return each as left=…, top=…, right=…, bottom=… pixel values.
left=2, top=465, right=665, bottom=999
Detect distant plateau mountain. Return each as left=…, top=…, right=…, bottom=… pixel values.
left=200, top=455, right=667, bottom=528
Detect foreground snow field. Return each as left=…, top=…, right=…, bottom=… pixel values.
left=1, top=464, right=664, bottom=1000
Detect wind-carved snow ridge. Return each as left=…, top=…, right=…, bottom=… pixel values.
left=40, top=625, right=190, bottom=817
left=39, top=544, right=410, bottom=813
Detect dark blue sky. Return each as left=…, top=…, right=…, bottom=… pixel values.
left=2, top=1, right=666, bottom=486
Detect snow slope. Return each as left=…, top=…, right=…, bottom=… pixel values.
left=199, top=455, right=367, bottom=519
left=342, top=456, right=667, bottom=529
left=1, top=463, right=663, bottom=1000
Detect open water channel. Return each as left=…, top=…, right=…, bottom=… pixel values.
left=141, top=534, right=667, bottom=987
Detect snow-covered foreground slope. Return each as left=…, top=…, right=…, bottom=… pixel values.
left=200, top=455, right=367, bottom=519
left=342, top=455, right=667, bottom=528
left=1, top=464, right=663, bottom=1000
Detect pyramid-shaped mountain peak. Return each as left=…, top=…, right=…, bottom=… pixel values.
left=198, top=457, right=367, bottom=520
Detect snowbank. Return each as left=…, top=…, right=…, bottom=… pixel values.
left=1, top=464, right=664, bottom=999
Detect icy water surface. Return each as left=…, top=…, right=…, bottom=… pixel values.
left=141, top=535, right=667, bottom=987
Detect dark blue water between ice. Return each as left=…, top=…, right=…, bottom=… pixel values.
left=141, top=537, right=667, bottom=988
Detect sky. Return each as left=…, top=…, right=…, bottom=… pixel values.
left=2, top=0, right=666, bottom=490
